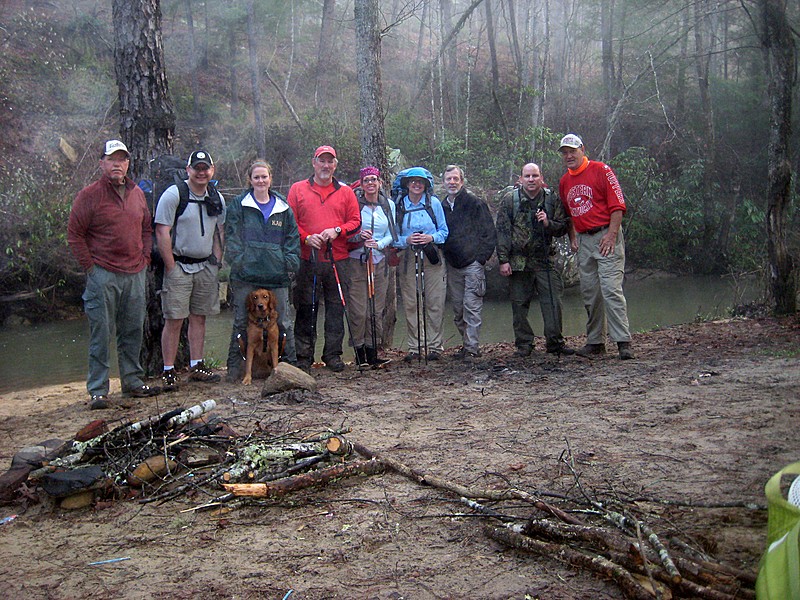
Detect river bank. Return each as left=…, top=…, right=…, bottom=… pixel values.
left=0, top=315, right=797, bottom=598
left=0, top=271, right=762, bottom=393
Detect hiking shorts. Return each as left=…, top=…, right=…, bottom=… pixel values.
left=161, top=263, right=220, bottom=319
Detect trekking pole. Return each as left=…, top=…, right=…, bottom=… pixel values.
left=366, top=248, right=378, bottom=354
left=415, top=245, right=429, bottom=364
left=413, top=246, right=423, bottom=363
left=310, top=247, right=318, bottom=352
left=326, top=242, right=359, bottom=370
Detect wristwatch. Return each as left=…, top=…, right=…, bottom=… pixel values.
left=334, top=227, right=342, bottom=235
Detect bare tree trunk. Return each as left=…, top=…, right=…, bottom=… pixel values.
left=439, top=0, right=459, bottom=126
left=531, top=0, right=550, bottom=160
left=228, top=22, right=240, bottom=118
left=354, top=0, right=389, bottom=178
left=760, top=0, right=797, bottom=314
left=315, top=0, right=337, bottom=106
left=601, top=0, right=615, bottom=125
left=675, top=4, right=690, bottom=119
left=111, top=0, right=176, bottom=375
left=184, top=0, right=200, bottom=115
left=111, top=0, right=175, bottom=179
left=414, top=0, right=429, bottom=81
left=693, top=0, right=720, bottom=273
left=412, top=0, right=485, bottom=109
left=246, top=0, right=266, bottom=157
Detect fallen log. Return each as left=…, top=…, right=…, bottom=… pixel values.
left=222, top=459, right=385, bottom=498
left=352, top=440, right=584, bottom=525
left=487, top=524, right=654, bottom=600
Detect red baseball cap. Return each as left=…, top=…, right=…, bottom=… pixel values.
left=314, top=145, right=337, bottom=159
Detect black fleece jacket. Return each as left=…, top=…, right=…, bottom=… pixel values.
left=442, top=187, right=497, bottom=269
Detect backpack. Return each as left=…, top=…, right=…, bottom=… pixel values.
left=150, top=154, right=223, bottom=228
left=147, top=154, right=224, bottom=283
left=392, top=167, right=438, bottom=231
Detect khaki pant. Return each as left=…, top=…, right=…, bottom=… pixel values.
left=577, top=228, right=631, bottom=343
left=398, top=247, right=446, bottom=353
left=342, top=257, right=390, bottom=349
left=446, top=261, right=486, bottom=353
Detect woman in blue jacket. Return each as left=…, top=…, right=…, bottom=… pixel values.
left=225, top=159, right=300, bottom=381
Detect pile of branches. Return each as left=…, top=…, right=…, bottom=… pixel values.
left=17, top=400, right=372, bottom=510
left=13, top=403, right=757, bottom=598
left=354, top=442, right=758, bottom=600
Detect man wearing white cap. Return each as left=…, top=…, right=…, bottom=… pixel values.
left=68, top=140, right=160, bottom=408
left=155, top=149, right=226, bottom=389
left=558, top=134, right=634, bottom=360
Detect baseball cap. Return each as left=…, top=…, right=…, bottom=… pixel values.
left=188, top=150, right=214, bottom=168
left=103, top=140, right=129, bottom=157
left=314, top=145, right=337, bottom=159
left=559, top=134, right=583, bottom=149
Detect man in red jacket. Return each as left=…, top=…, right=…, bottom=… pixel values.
left=67, top=140, right=160, bottom=409
left=558, top=134, right=634, bottom=360
left=287, top=145, right=361, bottom=372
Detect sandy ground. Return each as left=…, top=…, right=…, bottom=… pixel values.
left=0, top=315, right=798, bottom=599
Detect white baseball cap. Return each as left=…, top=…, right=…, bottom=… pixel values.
left=103, top=140, right=130, bottom=156
left=559, top=134, right=584, bottom=149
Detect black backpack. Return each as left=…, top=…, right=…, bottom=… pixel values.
left=150, top=154, right=223, bottom=231
left=147, top=155, right=224, bottom=284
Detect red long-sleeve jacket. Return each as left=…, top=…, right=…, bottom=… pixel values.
left=287, top=177, right=361, bottom=261
left=67, top=175, right=152, bottom=273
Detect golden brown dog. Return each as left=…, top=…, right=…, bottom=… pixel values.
left=240, top=289, right=280, bottom=385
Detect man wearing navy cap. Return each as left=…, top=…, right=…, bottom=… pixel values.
left=155, top=149, right=227, bottom=388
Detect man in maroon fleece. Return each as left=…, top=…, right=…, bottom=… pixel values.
left=68, top=140, right=160, bottom=409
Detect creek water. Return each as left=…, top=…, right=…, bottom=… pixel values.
left=0, top=274, right=757, bottom=393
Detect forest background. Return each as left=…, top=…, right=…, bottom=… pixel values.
left=0, top=0, right=797, bottom=324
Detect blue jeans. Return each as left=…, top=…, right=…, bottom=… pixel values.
left=82, top=266, right=147, bottom=395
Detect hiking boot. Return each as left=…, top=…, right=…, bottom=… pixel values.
left=189, top=361, right=221, bottom=383
left=89, top=395, right=109, bottom=410
left=354, top=346, right=369, bottom=368
left=618, top=342, right=635, bottom=360
left=547, top=345, right=576, bottom=356
left=575, top=343, right=606, bottom=358
left=325, top=357, right=345, bottom=372
left=365, top=347, right=390, bottom=367
left=295, top=359, right=312, bottom=373
left=512, top=347, right=532, bottom=358
left=162, top=369, right=180, bottom=391
left=426, top=351, right=442, bottom=361
left=124, top=385, right=161, bottom=398
left=403, top=352, right=420, bottom=363
left=453, top=347, right=467, bottom=359
left=464, top=350, right=481, bottom=363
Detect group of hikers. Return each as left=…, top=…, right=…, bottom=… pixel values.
left=67, top=135, right=634, bottom=410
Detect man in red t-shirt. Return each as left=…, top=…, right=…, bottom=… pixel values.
left=558, top=134, right=634, bottom=360
left=287, top=145, right=361, bottom=372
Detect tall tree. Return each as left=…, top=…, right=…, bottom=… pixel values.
left=111, top=0, right=175, bottom=180
left=354, top=0, right=389, bottom=180
left=111, top=0, right=178, bottom=374
left=759, top=0, right=797, bottom=314
left=315, top=0, right=337, bottom=105
left=246, top=0, right=267, bottom=156
left=184, top=0, right=201, bottom=115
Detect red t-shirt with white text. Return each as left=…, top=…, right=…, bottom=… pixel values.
left=559, top=160, right=626, bottom=233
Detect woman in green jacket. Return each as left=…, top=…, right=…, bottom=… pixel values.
left=225, top=159, right=300, bottom=381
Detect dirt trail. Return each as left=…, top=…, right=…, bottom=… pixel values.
left=0, top=316, right=797, bottom=599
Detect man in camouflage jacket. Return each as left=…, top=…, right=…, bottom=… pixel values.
left=495, top=163, right=574, bottom=357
